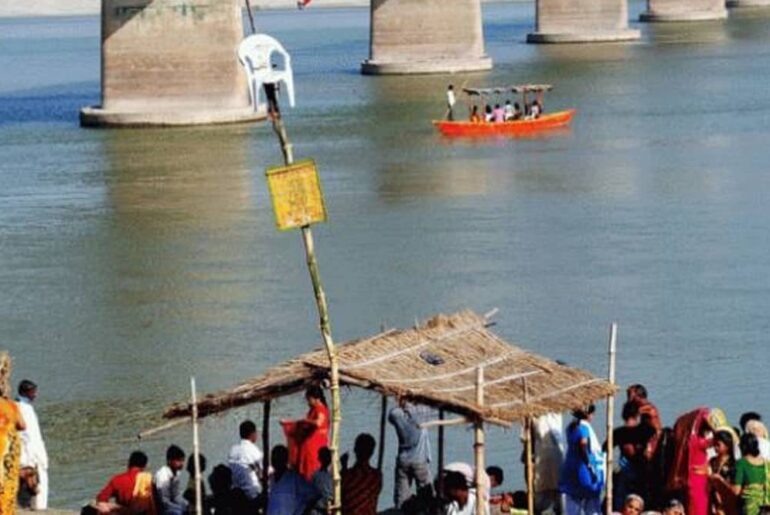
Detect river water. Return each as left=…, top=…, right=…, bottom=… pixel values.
left=1, top=0, right=770, bottom=508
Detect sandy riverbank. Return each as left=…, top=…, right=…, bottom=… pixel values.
left=0, top=0, right=525, bottom=19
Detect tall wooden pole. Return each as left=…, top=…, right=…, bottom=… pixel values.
left=262, top=400, right=272, bottom=510
left=269, top=110, right=342, bottom=514
left=190, top=378, right=203, bottom=515
left=474, top=367, right=486, bottom=515
left=523, top=378, right=534, bottom=515
left=605, top=323, right=618, bottom=515
left=438, top=408, right=445, bottom=496
left=377, top=395, right=387, bottom=471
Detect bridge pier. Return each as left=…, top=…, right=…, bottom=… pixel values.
left=361, top=0, right=492, bottom=75
left=527, top=0, right=640, bottom=43
left=727, top=0, right=770, bottom=7
left=81, top=0, right=263, bottom=127
left=640, top=0, right=728, bottom=21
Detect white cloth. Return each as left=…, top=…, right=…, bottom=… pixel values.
left=18, top=397, right=48, bottom=510
left=760, top=438, right=770, bottom=460
left=504, top=104, right=515, bottom=120
left=228, top=439, right=263, bottom=499
left=447, top=89, right=456, bottom=108
left=445, top=489, right=490, bottom=515
left=154, top=465, right=188, bottom=515
left=529, top=413, right=564, bottom=492
left=443, top=462, right=490, bottom=499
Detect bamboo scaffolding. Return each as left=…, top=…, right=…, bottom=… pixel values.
left=262, top=400, right=271, bottom=509
left=438, top=409, right=445, bottom=497
left=377, top=395, right=387, bottom=471
left=191, top=378, right=203, bottom=515
left=523, top=378, right=534, bottom=515
left=605, top=323, right=618, bottom=515
left=474, top=367, right=486, bottom=515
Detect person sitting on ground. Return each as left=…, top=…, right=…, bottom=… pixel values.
left=183, top=454, right=207, bottom=514
left=493, top=104, right=505, bottom=123
left=310, top=447, right=333, bottom=515
left=503, top=100, right=515, bottom=121
left=614, top=494, right=644, bottom=515
left=228, top=420, right=263, bottom=503
left=267, top=445, right=319, bottom=515
left=154, top=445, right=188, bottom=515
left=484, top=105, right=494, bottom=123
left=341, top=433, right=383, bottom=515
left=95, top=451, right=155, bottom=515
left=469, top=105, right=482, bottom=123
left=443, top=470, right=489, bottom=515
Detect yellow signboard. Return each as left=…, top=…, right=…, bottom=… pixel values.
left=266, top=159, right=328, bottom=231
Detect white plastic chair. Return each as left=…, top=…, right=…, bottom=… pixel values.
left=238, top=34, right=296, bottom=112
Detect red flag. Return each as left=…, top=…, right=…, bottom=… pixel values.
left=297, top=0, right=311, bottom=9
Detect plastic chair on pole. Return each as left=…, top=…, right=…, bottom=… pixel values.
left=238, top=34, right=296, bottom=114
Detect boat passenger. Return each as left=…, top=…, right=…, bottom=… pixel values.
left=341, top=433, right=383, bottom=515
left=484, top=105, right=494, bottom=123
left=530, top=101, right=541, bottom=119
left=310, top=448, right=332, bottom=515
left=227, top=420, right=263, bottom=502
left=559, top=405, right=603, bottom=515
left=154, top=445, right=189, bottom=515
left=513, top=103, right=523, bottom=120
left=267, top=445, right=319, bottom=515
left=504, top=100, right=515, bottom=121
left=469, top=105, right=482, bottom=123
left=443, top=470, right=490, bottom=515
left=388, top=398, right=434, bottom=508
left=733, top=433, right=768, bottom=515
left=446, top=84, right=456, bottom=121
left=493, top=104, right=505, bottom=123
left=95, top=451, right=155, bottom=515
left=183, top=454, right=208, bottom=514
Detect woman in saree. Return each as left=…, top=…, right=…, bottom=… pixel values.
left=709, top=429, right=739, bottom=515
left=281, top=386, right=330, bottom=481
left=733, top=432, right=769, bottom=515
left=0, top=383, right=26, bottom=515
left=667, top=408, right=713, bottom=515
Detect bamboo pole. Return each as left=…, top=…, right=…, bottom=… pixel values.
left=268, top=104, right=342, bottom=515
left=190, top=378, right=203, bottom=515
left=377, top=395, right=387, bottom=472
left=438, top=409, right=445, bottom=497
left=474, top=367, right=486, bottom=515
left=523, top=378, right=534, bottom=515
left=262, top=400, right=271, bottom=510
left=244, top=0, right=256, bottom=34
left=605, top=323, right=618, bottom=515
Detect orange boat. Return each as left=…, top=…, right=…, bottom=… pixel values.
left=434, top=83, right=575, bottom=137
left=433, top=109, right=576, bottom=137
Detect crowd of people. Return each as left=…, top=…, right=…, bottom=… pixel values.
left=445, top=84, right=544, bottom=124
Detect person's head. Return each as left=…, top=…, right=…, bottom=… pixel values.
left=448, top=84, right=454, bottom=91
left=166, top=445, right=186, bottom=472
left=271, top=445, right=289, bottom=474
left=572, top=404, right=596, bottom=421
left=318, top=447, right=332, bottom=469
left=495, top=104, right=500, bottom=109
left=305, top=385, right=327, bottom=407
left=208, top=464, right=233, bottom=496
left=713, top=430, right=735, bottom=459
left=443, top=471, right=469, bottom=505
left=486, top=466, right=503, bottom=488
left=663, top=499, right=685, bottom=515
left=505, top=99, right=511, bottom=105
left=239, top=420, right=258, bottom=442
left=353, top=433, right=376, bottom=464
left=627, top=384, right=648, bottom=402
left=472, top=105, right=478, bottom=113
left=186, top=454, right=207, bottom=475
left=622, top=494, right=645, bottom=515
left=514, top=102, right=521, bottom=110
left=740, top=432, right=761, bottom=458
left=485, top=105, right=492, bottom=113
left=622, top=401, right=641, bottom=427
left=740, top=412, right=762, bottom=432
left=746, top=419, right=769, bottom=440
left=18, top=379, right=38, bottom=401
left=128, top=451, right=148, bottom=470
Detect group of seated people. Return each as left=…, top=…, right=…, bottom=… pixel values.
left=469, top=100, right=543, bottom=123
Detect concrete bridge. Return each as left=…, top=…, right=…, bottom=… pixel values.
left=81, top=0, right=770, bottom=127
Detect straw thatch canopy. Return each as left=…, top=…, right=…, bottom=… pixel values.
left=165, top=311, right=615, bottom=426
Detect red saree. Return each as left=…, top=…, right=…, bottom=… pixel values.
left=281, top=403, right=329, bottom=481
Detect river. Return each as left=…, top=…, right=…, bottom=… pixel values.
left=1, top=0, right=770, bottom=508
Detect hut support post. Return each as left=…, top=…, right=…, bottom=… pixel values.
left=190, top=378, right=203, bottom=515
left=438, top=409, right=445, bottom=495
left=605, top=323, right=618, bottom=515
left=262, top=400, right=271, bottom=508
left=474, top=367, right=486, bottom=515
left=378, top=395, right=387, bottom=471
left=269, top=99, right=342, bottom=515
left=523, top=378, right=534, bottom=515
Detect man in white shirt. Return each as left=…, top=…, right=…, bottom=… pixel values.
left=443, top=470, right=489, bottom=515
left=18, top=379, right=49, bottom=510
left=154, top=445, right=188, bottom=515
left=228, top=420, right=264, bottom=501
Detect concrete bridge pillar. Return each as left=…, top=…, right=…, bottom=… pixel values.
left=527, top=0, right=640, bottom=43
left=361, top=0, right=492, bottom=75
left=727, top=0, right=770, bottom=7
left=640, top=0, right=727, bottom=21
left=81, top=0, right=263, bottom=127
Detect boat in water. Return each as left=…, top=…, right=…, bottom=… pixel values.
left=433, top=84, right=575, bottom=137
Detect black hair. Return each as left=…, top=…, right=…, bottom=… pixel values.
left=512, top=491, right=527, bottom=509
left=486, top=466, right=503, bottom=485
left=495, top=104, right=500, bottom=109
left=318, top=447, right=332, bottom=467
left=271, top=445, right=290, bottom=469
left=208, top=464, right=233, bottom=495
left=186, top=454, right=207, bottom=475
left=239, top=420, right=257, bottom=439
left=306, top=385, right=327, bottom=406
left=443, top=471, right=468, bottom=492
left=627, top=384, right=648, bottom=399
left=485, top=105, right=492, bottom=113
left=740, top=412, right=762, bottom=431
left=448, top=84, right=454, bottom=90
left=166, top=445, right=185, bottom=462
left=514, top=102, right=521, bottom=109
left=354, top=433, right=376, bottom=461
left=740, top=432, right=760, bottom=457
left=18, top=379, right=37, bottom=396
left=622, top=401, right=640, bottom=421
left=572, top=404, right=596, bottom=420
left=128, top=451, right=148, bottom=469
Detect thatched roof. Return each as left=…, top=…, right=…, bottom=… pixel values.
left=165, top=311, right=615, bottom=425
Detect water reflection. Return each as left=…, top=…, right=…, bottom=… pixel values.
left=643, top=19, right=730, bottom=45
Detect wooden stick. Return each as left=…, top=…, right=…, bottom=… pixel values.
left=262, top=400, right=271, bottom=510
left=190, top=378, right=203, bottom=515
left=243, top=0, right=256, bottom=34
left=438, top=409, right=445, bottom=497
left=420, top=417, right=470, bottom=429
left=137, top=417, right=191, bottom=440
left=605, top=323, right=618, bottom=515
left=523, top=378, right=534, bottom=515
left=474, top=367, right=486, bottom=515
left=377, top=395, right=387, bottom=472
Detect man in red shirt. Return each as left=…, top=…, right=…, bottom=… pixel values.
left=95, top=451, right=154, bottom=515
